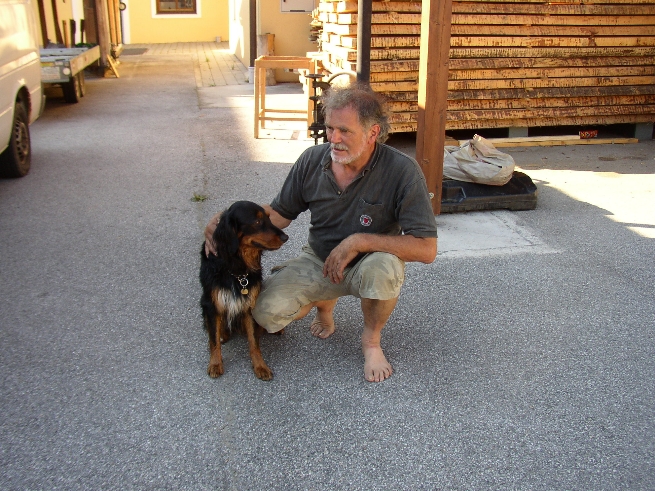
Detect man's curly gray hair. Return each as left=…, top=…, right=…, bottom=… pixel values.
left=320, top=82, right=391, bottom=144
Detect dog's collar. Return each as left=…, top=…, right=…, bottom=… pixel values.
left=231, top=273, right=249, bottom=295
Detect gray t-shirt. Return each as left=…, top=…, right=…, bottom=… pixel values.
left=271, top=142, right=438, bottom=262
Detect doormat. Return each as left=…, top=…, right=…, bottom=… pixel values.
left=121, top=48, right=149, bottom=56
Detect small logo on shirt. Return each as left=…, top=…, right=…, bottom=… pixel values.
left=360, top=215, right=373, bottom=227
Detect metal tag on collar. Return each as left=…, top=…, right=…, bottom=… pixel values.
left=236, top=275, right=249, bottom=295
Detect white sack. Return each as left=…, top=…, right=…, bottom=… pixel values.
left=443, top=134, right=515, bottom=186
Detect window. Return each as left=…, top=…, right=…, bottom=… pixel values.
left=156, top=0, right=196, bottom=14
left=151, top=0, right=201, bottom=18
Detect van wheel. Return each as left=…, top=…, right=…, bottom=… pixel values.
left=63, top=74, right=82, bottom=103
left=0, top=101, right=31, bottom=178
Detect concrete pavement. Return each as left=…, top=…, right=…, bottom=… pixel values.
left=0, top=44, right=654, bottom=490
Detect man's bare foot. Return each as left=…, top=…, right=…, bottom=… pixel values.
left=307, top=299, right=338, bottom=339
left=309, top=311, right=335, bottom=339
left=362, top=345, right=392, bottom=382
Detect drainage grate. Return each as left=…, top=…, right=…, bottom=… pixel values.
left=121, top=48, right=149, bottom=56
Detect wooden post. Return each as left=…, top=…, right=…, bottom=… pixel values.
left=50, top=0, right=63, bottom=44
left=107, top=0, right=118, bottom=46
left=257, top=34, right=275, bottom=85
left=36, top=0, right=49, bottom=45
left=108, top=0, right=122, bottom=45
left=115, top=0, right=122, bottom=44
left=356, top=0, right=371, bottom=83
left=62, top=20, right=70, bottom=47
left=95, top=0, right=112, bottom=71
left=249, top=0, right=257, bottom=67
left=415, top=0, right=452, bottom=215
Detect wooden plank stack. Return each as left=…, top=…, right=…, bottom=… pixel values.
left=315, top=0, right=655, bottom=134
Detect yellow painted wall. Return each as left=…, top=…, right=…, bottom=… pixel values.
left=258, top=0, right=317, bottom=81
left=31, top=0, right=44, bottom=46
left=40, top=0, right=74, bottom=46
left=229, top=0, right=317, bottom=77
left=128, top=0, right=229, bottom=43
left=229, top=0, right=249, bottom=65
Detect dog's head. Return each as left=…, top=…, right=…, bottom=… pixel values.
left=214, top=201, right=288, bottom=259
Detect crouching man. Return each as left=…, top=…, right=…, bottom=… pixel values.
left=205, top=83, right=437, bottom=382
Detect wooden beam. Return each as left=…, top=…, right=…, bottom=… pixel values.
left=446, top=85, right=655, bottom=100
left=487, top=137, right=639, bottom=147
left=450, top=25, right=650, bottom=36
left=450, top=14, right=655, bottom=26
left=455, top=0, right=654, bottom=3
left=50, top=0, right=63, bottom=44
left=390, top=103, right=655, bottom=123
left=95, top=0, right=112, bottom=70
left=107, top=0, right=120, bottom=45
left=106, top=53, right=120, bottom=77
left=448, top=56, right=655, bottom=70
left=450, top=3, right=655, bottom=15
left=450, top=47, right=655, bottom=58
left=249, top=0, right=256, bottom=67
left=356, top=0, right=371, bottom=82
left=449, top=66, right=655, bottom=81
left=416, top=0, right=452, bottom=215
left=322, top=22, right=421, bottom=36
left=36, top=0, right=49, bottom=45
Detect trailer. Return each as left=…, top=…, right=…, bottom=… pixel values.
left=40, top=45, right=101, bottom=103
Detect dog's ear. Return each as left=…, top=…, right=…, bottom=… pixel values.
left=214, top=210, right=240, bottom=258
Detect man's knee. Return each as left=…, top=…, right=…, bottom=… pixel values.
left=354, top=253, right=405, bottom=300
left=254, top=250, right=344, bottom=331
left=252, top=292, right=300, bottom=333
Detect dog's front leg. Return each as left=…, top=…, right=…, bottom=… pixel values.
left=244, top=315, right=273, bottom=381
left=207, top=315, right=225, bottom=378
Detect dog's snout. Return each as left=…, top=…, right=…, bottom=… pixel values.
left=279, top=232, right=289, bottom=243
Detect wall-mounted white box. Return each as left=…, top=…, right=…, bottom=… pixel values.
left=280, top=0, right=313, bottom=13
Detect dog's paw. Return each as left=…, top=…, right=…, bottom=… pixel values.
left=254, top=364, right=273, bottom=381
left=207, top=363, right=224, bottom=378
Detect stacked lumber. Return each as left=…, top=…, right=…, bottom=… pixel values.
left=316, top=0, right=655, bottom=134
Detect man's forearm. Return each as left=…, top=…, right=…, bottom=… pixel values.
left=350, top=233, right=437, bottom=264
left=262, top=204, right=292, bottom=230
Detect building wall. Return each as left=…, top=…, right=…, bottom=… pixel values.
left=230, top=0, right=317, bottom=78
left=258, top=0, right=317, bottom=81
left=39, top=0, right=75, bottom=46
left=228, top=0, right=249, bottom=65
left=31, top=0, right=44, bottom=46
left=70, top=0, right=84, bottom=44
left=127, top=0, right=229, bottom=43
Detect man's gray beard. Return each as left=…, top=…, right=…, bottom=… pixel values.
left=331, top=149, right=359, bottom=165
left=330, top=140, right=367, bottom=166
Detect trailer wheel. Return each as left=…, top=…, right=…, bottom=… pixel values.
left=78, top=72, right=86, bottom=97
left=0, top=100, right=31, bottom=178
left=63, top=74, right=82, bottom=103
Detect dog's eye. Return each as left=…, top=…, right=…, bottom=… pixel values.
left=254, top=219, right=262, bottom=226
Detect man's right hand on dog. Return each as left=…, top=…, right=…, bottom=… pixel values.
left=204, top=206, right=290, bottom=258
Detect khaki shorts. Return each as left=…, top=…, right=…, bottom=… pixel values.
left=253, top=245, right=405, bottom=333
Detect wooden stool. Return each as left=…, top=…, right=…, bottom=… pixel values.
left=254, top=56, right=315, bottom=138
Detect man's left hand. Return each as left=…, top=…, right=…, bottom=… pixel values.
left=323, top=233, right=437, bottom=284
left=323, top=235, right=361, bottom=284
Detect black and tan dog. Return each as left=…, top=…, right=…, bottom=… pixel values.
left=200, top=201, right=288, bottom=380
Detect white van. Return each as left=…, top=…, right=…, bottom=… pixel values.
left=0, top=0, right=44, bottom=177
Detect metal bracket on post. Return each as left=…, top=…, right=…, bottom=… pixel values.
left=307, top=73, right=330, bottom=145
